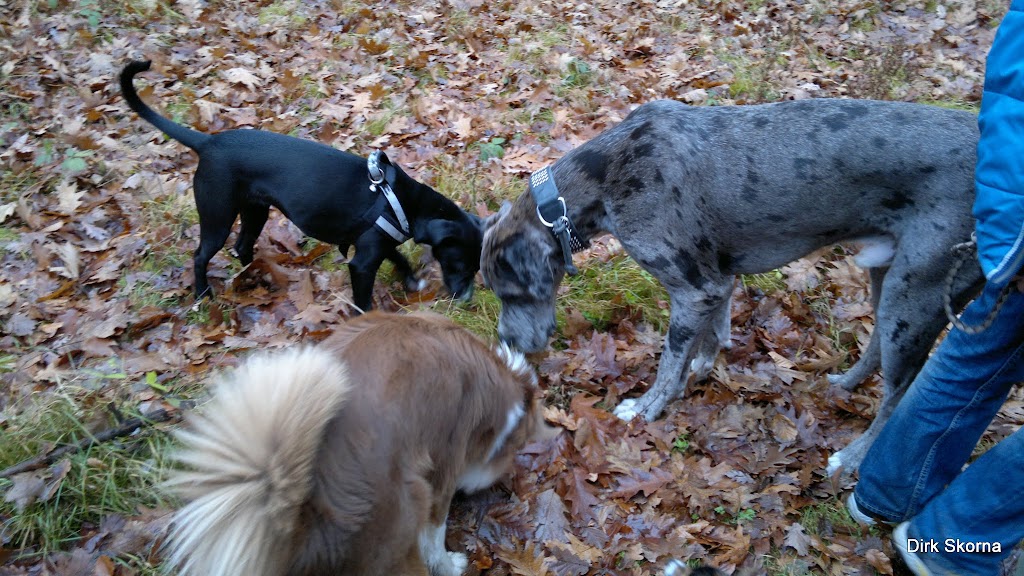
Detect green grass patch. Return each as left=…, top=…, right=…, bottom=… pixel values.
left=164, top=97, right=194, bottom=128
left=444, top=9, right=471, bottom=38
left=0, top=225, right=20, bottom=244
left=761, top=547, right=815, bottom=576
left=307, top=239, right=347, bottom=272
left=1, top=169, right=43, bottom=205
left=0, top=392, right=174, bottom=557
left=538, top=23, right=570, bottom=49
left=560, top=59, right=593, bottom=89
left=258, top=0, right=308, bottom=28
left=672, top=433, right=691, bottom=453
left=118, top=276, right=182, bottom=311
left=473, top=137, right=507, bottom=162
left=799, top=499, right=870, bottom=538
left=183, top=298, right=233, bottom=326
left=365, top=102, right=404, bottom=138
left=804, top=282, right=863, bottom=364
left=425, top=288, right=502, bottom=341
left=850, top=6, right=879, bottom=33
left=560, top=255, right=670, bottom=332
left=427, top=157, right=506, bottom=207
left=854, top=42, right=912, bottom=100
left=920, top=99, right=981, bottom=113
left=741, top=270, right=787, bottom=294
left=114, top=553, right=172, bottom=575
left=720, top=51, right=782, bottom=102
left=117, top=248, right=189, bottom=311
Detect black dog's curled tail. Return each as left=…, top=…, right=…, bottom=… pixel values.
left=119, top=59, right=211, bottom=151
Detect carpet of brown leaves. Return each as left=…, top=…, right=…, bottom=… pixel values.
left=1, top=0, right=1020, bottom=574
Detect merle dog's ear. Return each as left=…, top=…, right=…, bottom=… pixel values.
left=483, top=201, right=512, bottom=231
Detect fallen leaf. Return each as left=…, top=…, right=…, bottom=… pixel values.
left=4, top=472, right=47, bottom=513
left=784, top=522, right=811, bottom=556
left=222, top=67, right=264, bottom=90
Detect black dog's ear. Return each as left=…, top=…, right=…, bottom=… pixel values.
left=483, top=201, right=512, bottom=231
left=466, top=212, right=484, bottom=231
left=415, top=219, right=459, bottom=246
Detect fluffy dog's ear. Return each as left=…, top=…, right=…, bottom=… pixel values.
left=483, top=201, right=512, bottom=231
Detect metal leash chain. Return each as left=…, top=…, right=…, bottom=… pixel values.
left=942, top=238, right=1013, bottom=335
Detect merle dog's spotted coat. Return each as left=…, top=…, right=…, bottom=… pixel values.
left=482, top=99, right=983, bottom=472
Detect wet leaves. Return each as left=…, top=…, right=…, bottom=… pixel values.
left=0, top=0, right=1017, bottom=574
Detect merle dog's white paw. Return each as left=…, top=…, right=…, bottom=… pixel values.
left=827, top=373, right=853, bottom=389
left=613, top=398, right=641, bottom=421
left=447, top=552, right=468, bottom=576
left=415, top=278, right=428, bottom=292
left=826, top=451, right=846, bottom=476
left=690, top=356, right=715, bottom=381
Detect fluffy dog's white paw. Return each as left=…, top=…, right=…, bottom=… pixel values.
left=613, top=399, right=640, bottom=421
left=415, top=278, right=428, bottom=292
left=826, top=451, right=845, bottom=476
left=447, top=552, right=469, bottom=575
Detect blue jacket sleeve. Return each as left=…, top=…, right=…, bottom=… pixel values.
left=973, top=0, right=1024, bottom=287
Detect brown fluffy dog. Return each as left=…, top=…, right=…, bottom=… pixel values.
left=163, top=312, right=551, bottom=576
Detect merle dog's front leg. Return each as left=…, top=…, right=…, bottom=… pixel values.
left=614, top=289, right=713, bottom=421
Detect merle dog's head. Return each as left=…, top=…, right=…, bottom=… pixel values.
left=480, top=199, right=565, bottom=353
left=412, top=211, right=482, bottom=302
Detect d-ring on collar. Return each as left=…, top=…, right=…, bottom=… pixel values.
left=529, top=165, right=589, bottom=275
left=367, top=151, right=410, bottom=243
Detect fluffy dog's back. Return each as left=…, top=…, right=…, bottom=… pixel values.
left=163, top=347, right=350, bottom=576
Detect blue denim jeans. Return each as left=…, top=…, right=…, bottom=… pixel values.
left=854, top=281, right=1024, bottom=574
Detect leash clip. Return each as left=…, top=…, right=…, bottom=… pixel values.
left=536, top=197, right=567, bottom=228
left=551, top=216, right=579, bottom=276
left=367, top=151, right=386, bottom=185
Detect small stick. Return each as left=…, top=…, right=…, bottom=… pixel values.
left=0, top=409, right=173, bottom=479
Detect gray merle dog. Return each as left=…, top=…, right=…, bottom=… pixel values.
left=481, top=99, right=983, bottom=473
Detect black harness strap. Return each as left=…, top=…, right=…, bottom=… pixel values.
left=367, top=151, right=410, bottom=243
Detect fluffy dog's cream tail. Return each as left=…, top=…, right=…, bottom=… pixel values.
left=163, top=347, right=350, bottom=576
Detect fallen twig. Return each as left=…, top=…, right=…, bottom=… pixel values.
left=0, top=409, right=173, bottom=479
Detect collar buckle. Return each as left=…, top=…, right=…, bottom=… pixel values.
left=529, top=166, right=589, bottom=276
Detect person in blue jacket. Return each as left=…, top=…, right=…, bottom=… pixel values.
left=846, top=2, right=1024, bottom=574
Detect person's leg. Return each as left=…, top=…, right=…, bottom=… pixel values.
left=854, top=284, right=1024, bottom=522
left=901, top=425, right=1024, bottom=574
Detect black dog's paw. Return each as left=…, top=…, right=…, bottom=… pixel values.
left=403, top=276, right=428, bottom=293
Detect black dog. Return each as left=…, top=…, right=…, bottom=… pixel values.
left=120, top=60, right=482, bottom=311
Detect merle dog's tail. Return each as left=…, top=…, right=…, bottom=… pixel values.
left=120, top=60, right=211, bottom=151
left=162, top=347, right=351, bottom=576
